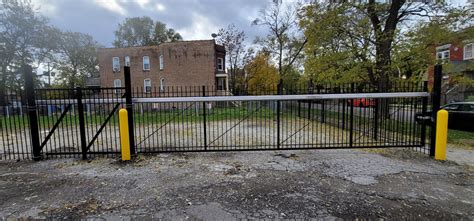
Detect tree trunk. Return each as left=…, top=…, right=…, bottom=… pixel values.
left=0, top=79, right=5, bottom=106
left=0, top=65, right=8, bottom=116
left=366, top=0, right=403, bottom=119
left=375, top=41, right=392, bottom=119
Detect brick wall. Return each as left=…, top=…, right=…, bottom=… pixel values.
left=98, top=40, right=225, bottom=92
left=449, top=43, right=464, bottom=62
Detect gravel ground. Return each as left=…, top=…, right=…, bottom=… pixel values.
left=0, top=149, right=472, bottom=220
left=447, top=144, right=474, bottom=167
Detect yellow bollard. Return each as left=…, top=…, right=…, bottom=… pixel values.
left=119, top=108, right=131, bottom=161
left=435, top=109, right=448, bottom=161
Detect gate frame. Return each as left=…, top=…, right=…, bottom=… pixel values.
left=23, top=65, right=132, bottom=160
left=133, top=91, right=430, bottom=152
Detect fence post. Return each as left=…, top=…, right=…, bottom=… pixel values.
left=349, top=83, right=354, bottom=148
left=430, top=64, right=442, bottom=157
left=124, top=66, right=136, bottom=156
left=298, top=101, right=301, bottom=118
left=76, top=87, right=87, bottom=160
left=319, top=86, right=326, bottom=123
left=24, top=65, right=41, bottom=161
left=342, top=84, right=346, bottom=130
left=202, top=86, right=207, bottom=150
left=420, top=81, right=428, bottom=148
left=308, top=81, right=313, bottom=120
left=373, top=89, right=379, bottom=140
left=277, top=79, right=282, bottom=149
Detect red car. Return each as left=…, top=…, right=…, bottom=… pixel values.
left=347, top=98, right=376, bottom=107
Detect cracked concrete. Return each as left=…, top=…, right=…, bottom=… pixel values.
left=0, top=149, right=472, bottom=219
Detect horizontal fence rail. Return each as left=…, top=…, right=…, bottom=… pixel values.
left=34, top=92, right=430, bottom=104
left=134, top=92, right=429, bottom=103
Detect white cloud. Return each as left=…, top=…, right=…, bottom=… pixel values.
left=176, top=12, right=218, bottom=40
left=32, top=0, right=57, bottom=16
left=136, top=0, right=150, bottom=9
left=93, top=0, right=127, bottom=15
left=28, top=0, right=270, bottom=46
left=155, top=3, right=166, bottom=11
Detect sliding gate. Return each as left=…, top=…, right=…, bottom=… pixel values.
left=133, top=92, right=430, bottom=154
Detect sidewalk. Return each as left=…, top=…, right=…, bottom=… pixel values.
left=447, top=145, right=474, bottom=167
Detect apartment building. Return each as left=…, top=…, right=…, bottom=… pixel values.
left=97, top=40, right=227, bottom=94
left=428, top=29, right=473, bottom=103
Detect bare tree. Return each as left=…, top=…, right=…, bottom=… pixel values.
left=252, top=0, right=307, bottom=80
left=216, top=24, right=246, bottom=92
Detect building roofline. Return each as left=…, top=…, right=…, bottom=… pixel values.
left=99, top=39, right=217, bottom=50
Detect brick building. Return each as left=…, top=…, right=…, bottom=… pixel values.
left=97, top=40, right=228, bottom=94
left=428, top=33, right=474, bottom=103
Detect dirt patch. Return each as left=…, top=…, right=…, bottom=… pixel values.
left=0, top=149, right=472, bottom=219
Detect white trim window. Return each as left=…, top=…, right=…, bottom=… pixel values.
left=125, top=56, right=130, bottom=67
left=143, top=56, right=150, bottom=70
left=217, top=77, right=226, bottom=90
left=112, top=57, right=120, bottom=72
left=113, top=79, right=121, bottom=94
left=144, top=79, right=152, bottom=93
left=436, top=50, right=449, bottom=60
left=159, top=54, right=164, bottom=70
left=464, top=43, right=473, bottom=60
left=160, top=78, right=165, bottom=91
left=217, top=57, right=224, bottom=71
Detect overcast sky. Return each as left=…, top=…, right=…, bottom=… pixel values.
left=32, top=0, right=275, bottom=47
left=32, top=0, right=470, bottom=48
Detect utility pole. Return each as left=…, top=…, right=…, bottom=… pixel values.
left=47, top=62, right=51, bottom=87
left=42, top=61, right=54, bottom=116
left=43, top=62, right=54, bottom=88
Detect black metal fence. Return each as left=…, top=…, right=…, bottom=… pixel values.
left=131, top=93, right=429, bottom=154
left=34, top=87, right=126, bottom=158
left=0, top=87, right=31, bottom=160
left=1, top=65, right=442, bottom=161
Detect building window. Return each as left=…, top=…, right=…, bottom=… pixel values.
left=217, top=57, right=224, bottom=71
left=143, top=56, right=150, bottom=70
left=125, top=56, right=130, bottom=67
left=436, top=50, right=449, bottom=60
left=464, top=43, right=473, bottom=60
left=160, top=78, right=165, bottom=91
left=144, top=79, right=151, bottom=93
left=217, top=78, right=226, bottom=90
left=113, top=79, right=121, bottom=94
left=159, top=54, right=164, bottom=70
left=112, top=57, right=120, bottom=72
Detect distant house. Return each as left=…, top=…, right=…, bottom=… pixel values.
left=428, top=29, right=474, bottom=103
left=95, top=40, right=228, bottom=95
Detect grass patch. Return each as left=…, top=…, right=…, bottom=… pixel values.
left=447, top=129, right=474, bottom=150
left=0, top=106, right=281, bottom=130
